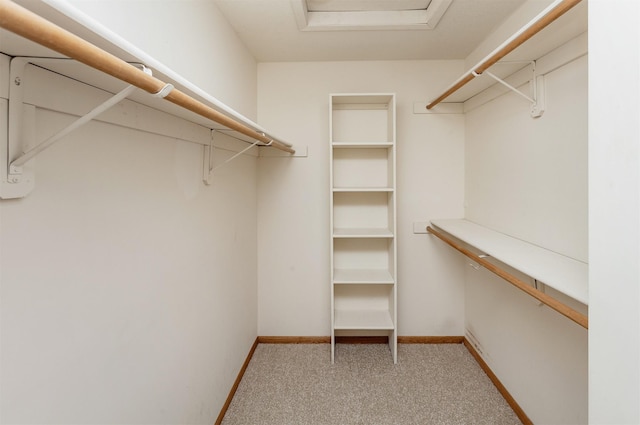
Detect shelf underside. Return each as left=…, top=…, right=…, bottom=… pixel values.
left=333, top=187, right=393, bottom=192
left=10, top=59, right=272, bottom=147
left=334, top=309, right=394, bottom=330
left=0, top=1, right=287, bottom=148
left=332, top=142, right=393, bottom=148
left=333, top=228, right=393, bottom=238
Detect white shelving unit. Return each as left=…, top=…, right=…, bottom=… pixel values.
left=329, top=93, right=397, bottom=363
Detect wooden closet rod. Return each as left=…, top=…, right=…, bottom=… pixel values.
left=0, top=0, right=295, bottom=154
left=427, top=0, right=582, bottom=110
left=427, top=226, right=588, bottom=329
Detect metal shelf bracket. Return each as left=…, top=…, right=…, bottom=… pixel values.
left=475, top=61, right=545, bottom=118
left=1, top=57, right=35, bottom=199
left=203, top=130, right=269, bottom=185
left=1, top=58, right=142, bottom=199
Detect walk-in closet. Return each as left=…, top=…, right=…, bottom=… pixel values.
left=1, top=0, right=638, bottom=424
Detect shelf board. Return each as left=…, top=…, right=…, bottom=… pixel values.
left=431, top=219, right=588, bottom=305
left=334, top=309, right=394, bottom=330
left=332, top=142, right=393, bottom=148
left=333, top=268, right=395, bottom=284
left=333, top=187, right=393, bottom=192
left=333, top=228, right=393, bottom=238
left=331, top=93, right=395, bottom=106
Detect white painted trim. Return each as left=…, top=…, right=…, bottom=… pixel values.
left=291, top=0, right=452, bottom=31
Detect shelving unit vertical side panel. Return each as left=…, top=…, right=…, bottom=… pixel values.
left=390, top=94, right=397, bottom=363
left=389, top=95, right=396, bottom=144
left=392, top=93, right=397, bottom=275
left=387, top=148, right=395, bottom=197
left=386, top=191, right=395, bottom=235
left=329, top=95, right=336, bottom=363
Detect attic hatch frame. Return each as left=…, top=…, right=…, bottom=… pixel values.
left=292, top=0, right=453, bottom=31
left=0, top=0, right=296, bottom=199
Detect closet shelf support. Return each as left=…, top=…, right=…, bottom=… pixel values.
left=211, top=139, right=270, bottom=173
left=9, top=64, right=155, bottom=173
left=203, top=131, right=270, bottom=185
left=9, top=84, right=138, bottom=173
left=472, top=61, right=545, bottom=118
left=3, top=58, right=150, bottom=199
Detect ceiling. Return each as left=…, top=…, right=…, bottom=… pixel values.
left=213, top=0, right=528, bottom=62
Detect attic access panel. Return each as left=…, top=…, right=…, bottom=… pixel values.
left=293, top=0, right=453, bottom=30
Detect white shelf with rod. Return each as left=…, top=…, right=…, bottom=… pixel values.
left=423, top=0, right=585, bottom=115
left=428, top=219, right=588, bottom=329
left=330, top=93, right=397, bottom=363
left=0, top=0, right=295, bottom=199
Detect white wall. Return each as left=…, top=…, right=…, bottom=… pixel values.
left=465, top=54, right=588, bottom=262
left=256, top=60, right=466, bottom=337
left=589, top=1, right=640, bottom=423
left=463, top=15, right=588, bottom=425
left=1, top=1, right=261, bottom=423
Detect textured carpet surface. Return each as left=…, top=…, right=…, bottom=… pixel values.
left=221, top=343, right=522, bottom=425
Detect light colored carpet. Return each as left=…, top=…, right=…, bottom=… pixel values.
left=221, top=343, right=522, bottom=425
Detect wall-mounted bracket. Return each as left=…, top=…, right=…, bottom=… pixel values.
left=1, top=58, right=142, bottom=199
left=202, top=130, right=266, bottom=185
left=476, top=61, right=545, bottom=118
left=203, top=136, right=214, bottom=186
left=11, top=84, right=137, bottom=171
left=530, top=74, right=545, bottom=118
left=1, top=57, right=36, bottom=199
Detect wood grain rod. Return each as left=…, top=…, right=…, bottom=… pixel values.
left=426, top=0, right=583, bottom=110
left=0, top=0, right=294, bottom=154
left=427, top=226, right=588, bottom=329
